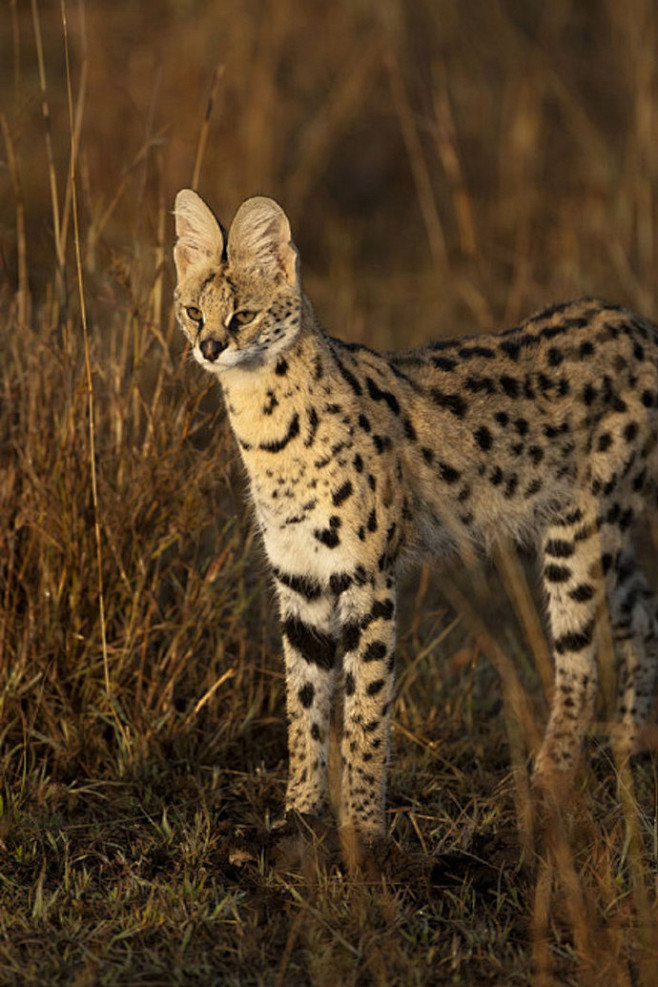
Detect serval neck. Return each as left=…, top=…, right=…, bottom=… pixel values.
left=219, top=318, right=328, bottom=452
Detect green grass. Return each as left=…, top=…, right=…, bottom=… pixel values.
left=2, top=1, right=658, bottom=983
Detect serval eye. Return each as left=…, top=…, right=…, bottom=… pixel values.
left=186, top=305, right=203, bottom=323
left=228, top=310, right=256, bottom=333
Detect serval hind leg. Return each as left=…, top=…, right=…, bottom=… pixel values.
left=535, top=494, right=658, bottom=788
left=609, top=544, right=658, bottom=759
left=534, top=498, right=603, bottom=786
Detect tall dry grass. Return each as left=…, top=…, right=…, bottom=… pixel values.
left=1, top=1, right=658, bottom=983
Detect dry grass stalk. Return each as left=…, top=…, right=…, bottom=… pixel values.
left=191, top=64, right=225, bottom=193
left=31, top=0, right=64, bottom=287
left=0, top=116, right=29, bottom=329
left=386, top=48, right=448, bottom=270
left=60, top=0, right=116, bottom=743
left=432, top=60, right=478, bottom=261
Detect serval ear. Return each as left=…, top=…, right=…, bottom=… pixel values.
left=228, top=196, right=299, bottom=286
left=173, top=189, right=226, bottom=279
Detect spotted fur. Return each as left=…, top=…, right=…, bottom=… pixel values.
left=174, top=189, right=658, bottom=839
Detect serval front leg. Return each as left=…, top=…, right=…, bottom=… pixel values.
left=337, top=569, right=397, bottom=842
left=276, top=580, right=337, bottom=821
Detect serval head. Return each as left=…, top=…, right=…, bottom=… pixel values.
left=173, top=189, right=302, bottom=373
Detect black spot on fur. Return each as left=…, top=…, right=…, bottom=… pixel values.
left=500, top=340, right=521, bottom=361
left=403, top=417, right=416, bottom=440
left=430, top=388, right=468, bottom=418
left=500, top=375, right=520, bottom=398
left=371, top=599, right=394, bottom=621
left=544, top=423, right=569, bottom=439
left=569, top=583, right=594, bottom=602
left=314, top=524, right=341, bottom=548
left=619, top=507, right=634, bottom=531
left=282, top=617, right=336, bottom=669
left=544, top=539, right=575, bottom=558
left=504, top=474, right=518, bottom=498
left=474, top=426, right=493, bottom=451
left=366, top=376, right=400, bottom=415
left=259, top=413, right=300, bottom=453
left=363, top=641, right=387, bottom=663
left=299, top=683, right=315, bottom=708
left=330, top=572, right=353, bottom=595
left=465, top=376, right=497, bottom=395
left=373, top=434, right=392, bottom=454
left=273, top=568, right=322, bottom=600
left=342, top=622, right=361, bottom=652
left=439, top=462, right=461, bottom=484
left=582, top=383, right=596, bottom=406
left=332, top=480, right=353, bottom=506
left=304, top=407, right=319, bottom=447
left=544, top=563, right=572, bottom=583
left=333, top=352, right=362, bottom=396
left=624, top=421, right=638, bottom=443
left=460, top=344, right=496, bottom=359
left=432, top=356, right=458, bottom=371
left=555, top=621, right=594, bottom=655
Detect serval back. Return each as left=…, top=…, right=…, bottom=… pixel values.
left=173, top=188, right=658, bottom=841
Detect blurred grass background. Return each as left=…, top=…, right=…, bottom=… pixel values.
left=1, top=1, right=658, bottom=984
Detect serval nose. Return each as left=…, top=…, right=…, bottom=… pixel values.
left=199, top=337, right=226, bottom=362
